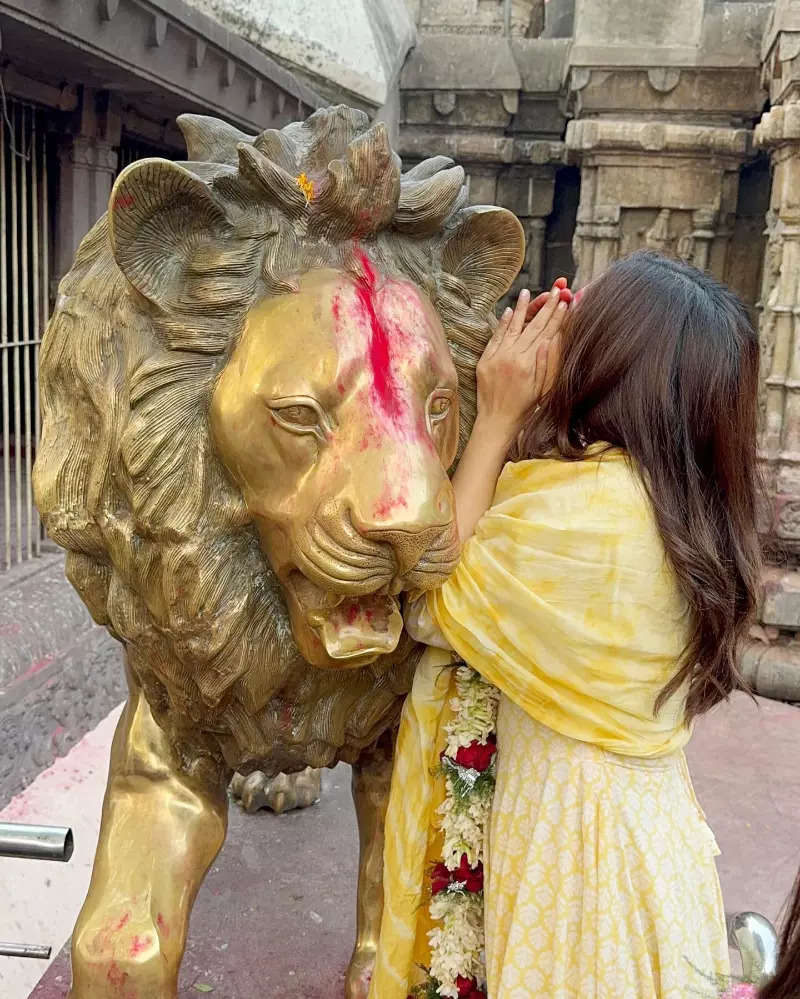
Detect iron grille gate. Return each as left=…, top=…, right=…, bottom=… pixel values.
left=0, top=97, right=51, bottom=571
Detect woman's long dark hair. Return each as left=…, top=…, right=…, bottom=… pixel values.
left=761, top=870, right=800, bottom=999
left=514, top=251, right=762, bottom=721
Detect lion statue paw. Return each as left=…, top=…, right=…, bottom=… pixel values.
left=230, top=767, right=322, bottom=815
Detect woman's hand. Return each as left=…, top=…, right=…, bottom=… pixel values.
left=475, top=279, right=570, bottom=447
left=450, top=279, right=572, bottom=544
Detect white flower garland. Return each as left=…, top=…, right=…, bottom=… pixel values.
left=416, top=663, right=500, bottom=999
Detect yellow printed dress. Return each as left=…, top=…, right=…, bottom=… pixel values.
left=369, top=449, right=730, bottom=999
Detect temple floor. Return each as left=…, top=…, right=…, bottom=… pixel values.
left=2, top=691, right=797, bottom=999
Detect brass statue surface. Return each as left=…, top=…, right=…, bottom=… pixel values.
left=33, top=105, right=523, bottom=997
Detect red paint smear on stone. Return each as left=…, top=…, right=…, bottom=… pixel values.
left=354, top=253, right=402, bottom=423
left=129, top=934, right=151, bottom=958
left=156, top=913, right=170, bottom=939
left=107, top=961, right=128, bottom=988
left=20, top=654, right=54, bottom=682
left=373, top=490, right=408, bottom=520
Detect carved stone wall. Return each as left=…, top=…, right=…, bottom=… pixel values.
left=756, top=2, right=800, bottom=628
left=397, top=0, right=772, bottom=306
left=566, top=118, right=751, bottom=287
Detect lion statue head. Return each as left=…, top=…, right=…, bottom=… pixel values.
left=33, top=106, right=523, bottom=774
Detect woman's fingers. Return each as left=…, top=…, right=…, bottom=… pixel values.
left=505, top=288, right=531, bottom=341
left=487, top=279, right=571, bottom=364
left=518, top=286, right=561, bottom=349
left=524, top=291, right=551, bottom=322
left=483, top=305, right=513, bottom=360
left=544, top=299, right=570, bottom=338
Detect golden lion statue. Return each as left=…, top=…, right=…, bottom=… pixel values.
left=33, top=105, right=523, bottom=998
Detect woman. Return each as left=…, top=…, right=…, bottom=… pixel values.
left=369, top=251, right=762, bottom=999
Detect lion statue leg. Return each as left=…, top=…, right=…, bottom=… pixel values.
left=346, top=730, right=395, bottom=999
left=69, top=669, right=228, bottom=999
left=229, top=767, right=322, bottom=814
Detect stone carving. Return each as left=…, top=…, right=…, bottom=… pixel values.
left=32, top=105, right=523, bottom=998
left=644, top=208, right=672, bottom=252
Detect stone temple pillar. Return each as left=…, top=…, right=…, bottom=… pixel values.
left=566, top=117, right=751, bottom=289
left=754, top=3, right=800, bottom=638
left=565, top=0, right=765, bottom=288
left=54, top=89, right=120, bottom=281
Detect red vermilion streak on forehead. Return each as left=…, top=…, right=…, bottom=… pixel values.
left=353, top=252, right=403, bottom=422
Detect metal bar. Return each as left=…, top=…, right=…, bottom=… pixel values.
left=1, top=97, right=9, bottom=571
left=38, top=112, right=49, bottom=551
left=0, top=942, right=51, bottom=960
left=0, top=821, right=74, bottom=861
left=11, top=99, right=21, bottom=565
left=0, top=338, right=41, bottom=348
left=21, top=104, right=32, bottom=560
left=31, top=109, right=40, bottom=556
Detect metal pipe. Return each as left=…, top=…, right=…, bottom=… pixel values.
left=729, top=911, right=779, bottom=987
left=1, top=88, right=10, bottom=571
left=0, top=942, right=51, bottom=960
left=11, top=98, right=21, bottom=565
left=31, top=107, right=41, bottom=557
left=739, top=640, right=800, bottom=702
left=21, top=103, right=31, bottom=561
left=0, top=822, right=74, bottom=862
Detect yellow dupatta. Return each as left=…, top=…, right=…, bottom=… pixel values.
left=369, top=449, right=692, bottom=999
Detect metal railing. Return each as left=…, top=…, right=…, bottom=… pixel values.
left=116, top=132, right=181, bottom=175
left=0, top=97, right=51, bottom=571
left=0, top=821, right=74, bottom=960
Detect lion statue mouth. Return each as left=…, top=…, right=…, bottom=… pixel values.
left=284, top=529, right=459, bottom=666
left=295, top=580, right=404, bottom=663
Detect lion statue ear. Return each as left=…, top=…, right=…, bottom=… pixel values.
left=109, top=159, right=228, bottom=307
left=176, top=114, right=256, bottom=165
left=442, top=205, right=525, bottom=312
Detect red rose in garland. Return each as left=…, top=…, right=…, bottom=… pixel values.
left=455, top=976, right=487, bottom=999
left=430, top=856, right=484, bottom=894
left=455, top=854, right=484, bottom=892
left=454, top=735, right=497, bottom=772
left=431, top=862, right=452, bottom=895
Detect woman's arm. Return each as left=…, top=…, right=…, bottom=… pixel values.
left=452, top=282, right=570, bottom=543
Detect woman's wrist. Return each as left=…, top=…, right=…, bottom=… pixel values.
left=471, top=411, right=520, bottom=454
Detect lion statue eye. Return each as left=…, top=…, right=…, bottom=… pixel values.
left=279, top=405, right=318, bottom=426
left=428, top=394, right=452, bottom=423
left=268, top=399, right=328, bottom=441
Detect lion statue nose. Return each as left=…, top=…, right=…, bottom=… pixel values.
left=363, top=523, right=455, bottom=578
left=355, top=480, right=458, bottom=578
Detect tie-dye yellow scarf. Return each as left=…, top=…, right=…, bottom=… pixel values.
left=369, top=449, right=691, bottom=998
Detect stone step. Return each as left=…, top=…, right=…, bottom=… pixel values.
left=0, top=556, right=93, bottom=691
